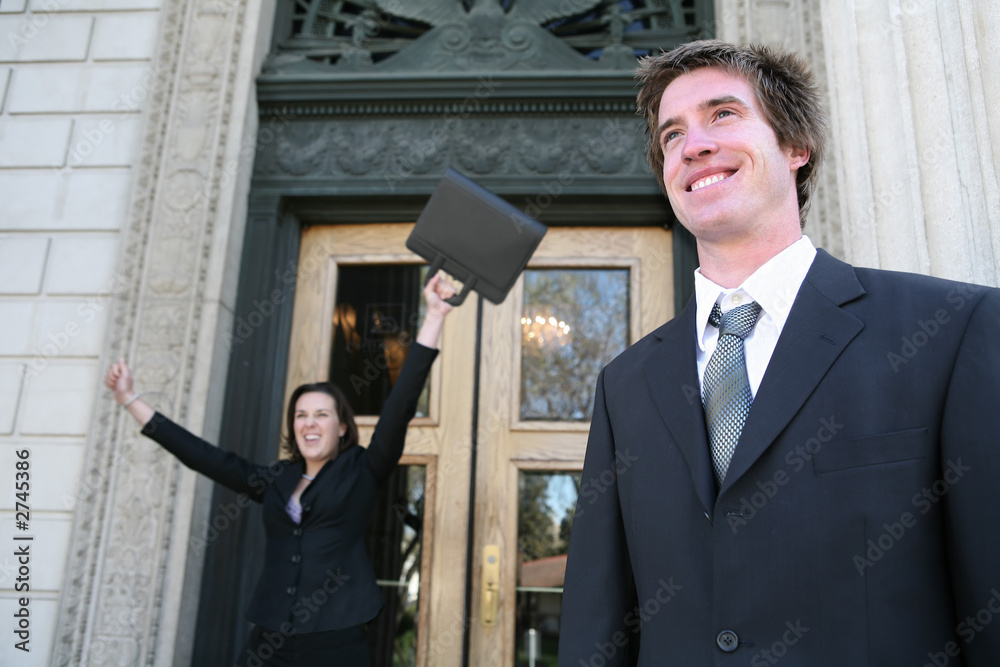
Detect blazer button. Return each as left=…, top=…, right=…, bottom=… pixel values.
left=291, top=554, right=302, bottom=564
left=286, top=586, right=296, bottom=596
left=292, top=528, right=302, bottom=537
left=716, top=630, right=739, bottom=652
left=302, top=505, right=312, bottom=513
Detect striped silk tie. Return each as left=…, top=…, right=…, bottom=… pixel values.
left=703, top=301, right=762, bottom=486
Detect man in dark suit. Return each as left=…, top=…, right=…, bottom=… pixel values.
left=558, top=40, right=1000, bottom=666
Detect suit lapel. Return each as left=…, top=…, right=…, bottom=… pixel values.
left=274, top=459, right=304, bottom=504
left=719, top=250, right=866, bottom=496
left=643, top=297, right=717, bottom=517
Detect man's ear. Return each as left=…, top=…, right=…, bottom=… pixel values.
left=788, top=145, right=810, bottom=170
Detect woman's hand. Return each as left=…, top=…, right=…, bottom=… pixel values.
left=105, top=358, right=155, bottom=426
left=424, top=272, right=457, bottom=316
left=105, top=358, right=135, bottom=405
left=416, top=272, right=458, bottom=349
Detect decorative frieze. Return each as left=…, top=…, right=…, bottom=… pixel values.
left=53, top=0, right=249, bottom=664
left=260, top=99, right=637, bottom=118
left=253, top=115, right=648, bottom=193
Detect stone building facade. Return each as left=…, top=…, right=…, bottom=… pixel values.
left=0, top=0, right=997, bottom=665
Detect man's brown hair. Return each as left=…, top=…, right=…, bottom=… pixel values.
left=636, top=39, right=827, bottom=226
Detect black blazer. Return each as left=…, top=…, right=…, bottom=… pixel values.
left=559, top=250, right=1000, bottom=665
left=142, top=343, right=438, bottom=634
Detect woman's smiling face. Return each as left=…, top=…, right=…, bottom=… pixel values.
left=293, top=391, right=347, bottom=470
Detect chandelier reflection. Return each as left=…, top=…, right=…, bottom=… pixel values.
left=521, top=313, right=572, bottom=348
left=333, top=303, right=361, bottom=352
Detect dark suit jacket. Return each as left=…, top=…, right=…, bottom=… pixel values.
left=142, top=343, right=438, bottom=634
left=559, top=250, right=1000, bottom=666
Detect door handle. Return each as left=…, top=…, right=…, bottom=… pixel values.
left=481, top=544, right=500, bottom=627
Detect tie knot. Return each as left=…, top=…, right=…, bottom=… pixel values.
left=709, top=301, right=762, bottom=340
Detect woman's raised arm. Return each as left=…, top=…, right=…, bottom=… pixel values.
left=415, top=272, right=456, bottom=350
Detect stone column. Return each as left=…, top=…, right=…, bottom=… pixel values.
left=52, top=0, right=276, bottom=665
left=715, top=0, right=846, bottom=259
left=819, top=0, right=999, bottom=284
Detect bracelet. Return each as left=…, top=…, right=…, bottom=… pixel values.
left=121, top=393, right=142, bottom=408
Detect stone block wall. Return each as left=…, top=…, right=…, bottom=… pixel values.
left=0, top=0, right=996, bottom=664
left=0, top=1, right=160, bottom=664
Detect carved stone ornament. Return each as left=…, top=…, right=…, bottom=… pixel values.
left=254, top=116, right=644, bottom=186
left=52, top=0, right=247, bottom=663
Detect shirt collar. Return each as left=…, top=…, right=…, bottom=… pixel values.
left=694, top=236, right=817, bottom=351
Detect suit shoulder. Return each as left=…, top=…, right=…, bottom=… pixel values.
left=854, top=265, right=975, bottom=291
left=603, top=316, right=684, bottom=374
left=851, top=266, right=997, bottom=312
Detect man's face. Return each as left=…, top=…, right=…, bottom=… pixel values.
left=656, top=67, right=808, bottom=245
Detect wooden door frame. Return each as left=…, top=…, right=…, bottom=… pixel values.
left=468, top=227, right=674, bottom=666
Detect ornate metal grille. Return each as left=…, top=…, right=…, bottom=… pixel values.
left=272, top=0, right=712, bottom=71
left=549, top=0, right=711, bottom=59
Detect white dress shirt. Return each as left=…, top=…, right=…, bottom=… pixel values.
left=694, top=236, right=817, bottom=397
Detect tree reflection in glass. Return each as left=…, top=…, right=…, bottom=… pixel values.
left=520, top=269, right=630, bottom=421
left=516, top=470, right=582, bottom=666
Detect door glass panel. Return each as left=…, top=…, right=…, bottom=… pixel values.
left=331, top=264, right=429, bottom=416
left=366, top=464, right=426, bottom=667
left=516, top=470, right=581, bottom=667
left=520, top=269, right=630, bottom=421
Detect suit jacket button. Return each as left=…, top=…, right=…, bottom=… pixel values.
left=291, top=554, right=301, bottom=564
left=716, top=630, right=738, bottom=652
left=303, top=505, right=312, bottom=513
left=286, top=586, right=296, bottom=596
left=292, top=528, right=302, bottom=537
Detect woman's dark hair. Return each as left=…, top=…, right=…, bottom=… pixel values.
left=283, top=382, right=359, bottom=462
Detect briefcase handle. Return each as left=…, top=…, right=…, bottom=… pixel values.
left=426, top=256, right=476, bottom=306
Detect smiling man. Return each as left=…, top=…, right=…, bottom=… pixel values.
left=558, top=40, right=1000, bottom=666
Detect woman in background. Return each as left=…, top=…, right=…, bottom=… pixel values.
left=106, top=273, right=456, bottom=666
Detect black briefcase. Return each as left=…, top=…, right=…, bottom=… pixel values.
left=406, top=169, right=547, bottom=305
